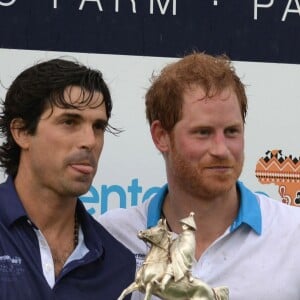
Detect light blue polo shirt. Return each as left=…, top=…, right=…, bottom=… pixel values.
left=147, top=181, right=261, bottom=235
left=99, top=180, right=300, bottom=300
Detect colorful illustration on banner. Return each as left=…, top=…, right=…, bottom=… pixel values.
left=255, top=150, right=300, bottom=206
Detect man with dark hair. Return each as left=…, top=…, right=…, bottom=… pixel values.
left=0, top=58, right=135, bottom=299
left=100, top=52, right=300, bottom=299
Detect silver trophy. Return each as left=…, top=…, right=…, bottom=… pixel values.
left=118, top=212, right=229, bottom=300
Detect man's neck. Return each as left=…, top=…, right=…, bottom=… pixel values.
left=162, top=186, right=240, bottom=259
left=14, top=171, right=78, bottom=276
left=14, top=171, right=76, bottom=229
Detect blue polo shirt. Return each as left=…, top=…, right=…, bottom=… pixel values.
left=99, top=181, right=300, bottom=299
left=147, top=182, right=262, bottom=234
left=0, top=176, right=135, bottom=300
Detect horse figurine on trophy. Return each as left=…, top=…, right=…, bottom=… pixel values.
left=118, top=212, right=229, bottom=300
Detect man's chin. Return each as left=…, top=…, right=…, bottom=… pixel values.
left=199, top=177, right=237, bottom=195
left=67, top=181, right=92, bottom=197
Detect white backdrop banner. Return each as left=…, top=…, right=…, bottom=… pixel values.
left=1, top=48, right=300, bottom=218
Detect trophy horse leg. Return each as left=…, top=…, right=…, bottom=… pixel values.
left=143, top=282, right=154, bottom=300
left=117, top=282, right=139, bottom=300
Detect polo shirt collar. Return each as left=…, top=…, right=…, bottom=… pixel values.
left=231, top=181, right=262, bottom=235
left=147, top=181, right=262, bottom=235
left=147, top=185, right=167, bottom=228
left=0, top=176, right=106, bottom=239
left=0, top=176, right=27, bottom=227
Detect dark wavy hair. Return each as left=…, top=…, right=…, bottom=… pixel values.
left=0, top=58, right=116, bottom=177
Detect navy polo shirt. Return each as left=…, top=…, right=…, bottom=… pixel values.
left=0, top=176, right=135, bottom=300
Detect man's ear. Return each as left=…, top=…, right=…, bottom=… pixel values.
left=10, top=118, right=30, bottom=150
left=150, top=120, right=170, bottom=153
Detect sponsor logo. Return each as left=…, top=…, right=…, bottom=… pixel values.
left=0, top=255, right=24, bottom=282
left=1, top=0, right=177, bottom=16
left=255, top=149, right=300, bottom=206
left=80, top=178, right=161, bottom=215
left=135, top=253, right=146, bottom=269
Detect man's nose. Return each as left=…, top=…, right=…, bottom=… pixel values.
left=209, top=133, right=229, bottom=157
left=78, top=126, right=97, bottom=150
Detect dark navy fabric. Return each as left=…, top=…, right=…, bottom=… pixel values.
left=0, top=176, right=135, bottom=300
left=0, top=1, right=299, bottom=64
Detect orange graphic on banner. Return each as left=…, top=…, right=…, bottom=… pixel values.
left=255, top=150, right=300, bottom=206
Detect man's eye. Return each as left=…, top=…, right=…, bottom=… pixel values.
left=94, top=122, right=107, bottom=131
left=226, top=128, right=239, bottom=136
left=198, top=129, right=210, bottom=136
left=64, top=119, right=75, bottom=126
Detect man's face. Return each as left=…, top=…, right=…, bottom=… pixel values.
left=22, top=85, right=107, bottom=198
left=166, top=85, right=244, bottom=199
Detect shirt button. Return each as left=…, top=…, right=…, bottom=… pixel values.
left=40, top=240, right=47, bottom=248
left=45, top=263, right=52, bottom=273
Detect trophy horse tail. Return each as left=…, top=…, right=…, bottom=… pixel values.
left=212, top=286, right=229, bottom=300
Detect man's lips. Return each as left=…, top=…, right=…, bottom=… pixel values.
left=205, top=165, right=232, bottom=172
left=70, top=164, right=94, bottom=174
left=207, top=166, right=231, bottom=169
left=66, top=152, right=97, bottom=175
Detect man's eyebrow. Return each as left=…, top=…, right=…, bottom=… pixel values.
left=59, top=112, right=82, bottom=118
left=95, top=119, right=109, bottom=127
left=56, top=112, right=108, bottom=123
left=53, top=112, right=84, bottom=121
